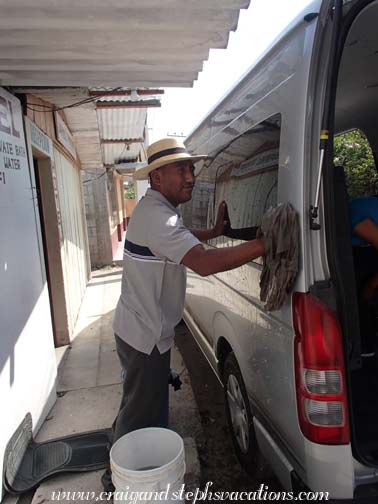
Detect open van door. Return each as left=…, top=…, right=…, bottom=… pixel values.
left=308, top=0, right=362, bottom=371
left=311, top=0, right=378, bottom=479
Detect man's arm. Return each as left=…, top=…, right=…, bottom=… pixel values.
left=181, top=239, right=265, bottom=277
left=189, top=227, right=219, bottom=241
left=354, top=218, right=378, bottom=248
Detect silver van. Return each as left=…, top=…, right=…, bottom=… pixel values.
left=181, top=0, right=378, bottom=499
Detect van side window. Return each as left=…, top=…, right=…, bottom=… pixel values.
left=181, top=160, right=214, bottom=230
left=182, top=114, right=281, bottom=264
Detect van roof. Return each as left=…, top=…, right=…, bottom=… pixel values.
left=186, top=0, right=324, bottom=153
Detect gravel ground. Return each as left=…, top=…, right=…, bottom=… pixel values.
left=175, top=322, right=282, bottom=497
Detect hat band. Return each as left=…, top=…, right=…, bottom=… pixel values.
left=148, top=147, right=187, bottom=164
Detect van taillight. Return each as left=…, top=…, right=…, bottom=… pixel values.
left=292, top=292, right=349, bottom=444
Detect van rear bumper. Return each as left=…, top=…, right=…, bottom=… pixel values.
left=254, top=417, right=375, bottom=499
left=290, top=475, right=378, bottom=503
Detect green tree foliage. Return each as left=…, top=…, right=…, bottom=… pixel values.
left=334, top=130, right=378, bottom=199
left=124, top=182, right=135, bottom=200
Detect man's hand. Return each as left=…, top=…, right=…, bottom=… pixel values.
left=213, top=201, right=228, bottom=238
left=189, top=201, right=229, bottom=241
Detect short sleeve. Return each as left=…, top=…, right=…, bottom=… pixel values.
left=146, top=208, right=201, bottom=264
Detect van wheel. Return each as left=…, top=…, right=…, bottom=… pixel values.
left=223, top=352, right=272, bottom=480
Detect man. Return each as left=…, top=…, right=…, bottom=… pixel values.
left=349, top=196, right=378, bottom=357
left=103, top=137, right=265, bottom=491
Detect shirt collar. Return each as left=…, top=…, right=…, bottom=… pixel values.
left=145, top=188, right=181, bottom=215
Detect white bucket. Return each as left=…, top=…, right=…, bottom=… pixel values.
left=110, top=427, right=186, bottom=504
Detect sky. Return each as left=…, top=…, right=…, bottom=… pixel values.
left=148, top=0, right=314, bottom=142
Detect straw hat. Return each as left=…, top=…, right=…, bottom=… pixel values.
left=133, top=137, right=208, bottom=180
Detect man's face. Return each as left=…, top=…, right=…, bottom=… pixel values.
left=150, top=160, right=195, bottom=206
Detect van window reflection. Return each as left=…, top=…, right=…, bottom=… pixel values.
left=181, top=113, right=281, bottom=260
left=213, top=147, right=278, bottom=240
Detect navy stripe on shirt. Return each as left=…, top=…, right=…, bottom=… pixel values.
left=124, top=238, right=177, bottom=264
left=124, top=239, right=155, bottom=257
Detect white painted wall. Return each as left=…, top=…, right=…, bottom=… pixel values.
left=53, top=148, right=89, bottom=337
left=0, top=88, right=57, bottom=498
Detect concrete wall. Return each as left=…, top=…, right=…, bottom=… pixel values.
left=106, top=170, right=120, bottom=260
left=106, top=170, right=118, bottom=231
left=81, top=168, right=113, bottom=268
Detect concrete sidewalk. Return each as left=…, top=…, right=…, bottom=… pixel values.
left=6, top=266, right=202, bottom=504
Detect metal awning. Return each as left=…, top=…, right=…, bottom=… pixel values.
left=7, top=1, right=250, bottom=170
left=0, top=0, right=250, bottom=88
left=20, top=87, right=158, bottom=169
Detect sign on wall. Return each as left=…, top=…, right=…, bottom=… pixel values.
left=29, top=120, right=52, bottom=158
left=54, top=112, right=77, bottom=160
left=25, top=117, right=63, bottom=244
left=0, top=89, right=28, bottom=202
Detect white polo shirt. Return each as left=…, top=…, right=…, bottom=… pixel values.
left=113, top=189, right=201, bottom=355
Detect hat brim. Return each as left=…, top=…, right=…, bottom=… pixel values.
left=133, top=153, right=208, bottom=180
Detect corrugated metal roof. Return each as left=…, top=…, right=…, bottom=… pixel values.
left=97, top=107, right=147, bottom=140
left=64, top=106, right=103, bottom=169
left=23, top=88, right=104, bottom=169
left=21, top=87, right=152, bottom=168
left=96, top=97, right=160, bottom=104
left=94, top=89, right=163, bottom=103
left=103, top=143, right=142, bottom=166
left=116, top=162, right=147, bottom=175
left=0, top=1, right=250, bottom=87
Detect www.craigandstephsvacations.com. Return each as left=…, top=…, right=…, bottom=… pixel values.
left=51, top=482, right=330, bottom=502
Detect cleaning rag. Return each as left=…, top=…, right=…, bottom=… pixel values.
left=257, top=202, right=299, bottom=311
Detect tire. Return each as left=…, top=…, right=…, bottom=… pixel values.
left=223, top=352, right=272, bottom=480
